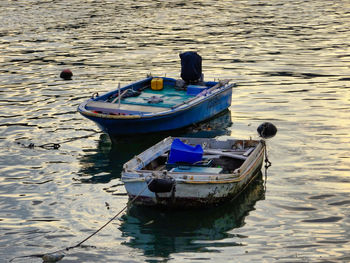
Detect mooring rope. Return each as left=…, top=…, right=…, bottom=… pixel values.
left=262, top=140, right=272, bottom=191
left=65, top=180, right=151, bottom=251
left=16, top=130, right=100, bottom=150
left=261, top=140, right=272, bottom=169
left=10, top=178, right=153, bottom=262
left=264, top=146, right=272, bottom=169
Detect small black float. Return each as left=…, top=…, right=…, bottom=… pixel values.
left=147, top=177, right=175, bottom=193
left=257, top=122, right=278, bottom=139
left=60, top=69, right=73, bottom=80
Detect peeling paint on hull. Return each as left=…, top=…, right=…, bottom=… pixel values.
left=122, top=137, right=266, bottom=208
left=129, top=166, right=263, bottom=208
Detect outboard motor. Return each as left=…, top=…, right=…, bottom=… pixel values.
left=179, top=51, right=203, bottom=84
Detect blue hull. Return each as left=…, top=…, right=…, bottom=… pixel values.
left=78, top=77, right=234, bottom=136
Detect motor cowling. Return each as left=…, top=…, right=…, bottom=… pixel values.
left=179, top=51, right=202, bottom=83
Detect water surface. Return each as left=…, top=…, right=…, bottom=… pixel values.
left=1, top=0, right=350, bottom=262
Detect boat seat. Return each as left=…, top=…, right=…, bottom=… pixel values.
left=86, top=101, right=170, bottom=113
left=243, top=147, right=255, bottom=157
left=165, top=159, right=213, bottom=170
left=170, top=166, right=223, bottom=174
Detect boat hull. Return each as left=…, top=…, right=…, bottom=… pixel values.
left=122, top=137, right=265, bottom=208
left=77, top=77, right=233, bottom=136
left=125, top=165, right=263, bottom=208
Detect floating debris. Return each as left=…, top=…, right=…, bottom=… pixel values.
left=42, top=253, right=65, bottom=263
left=10, top=252, right=65, bottom=263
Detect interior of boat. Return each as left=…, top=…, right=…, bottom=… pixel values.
left=105, top=77, right=217, bottom=108
left=142, top=139, right=258, bottom=175
left=85, top=77, right=218, bottom=115
left=83, top=51, right=230, bottom=117
left=143, top=154, right=245, bottom=174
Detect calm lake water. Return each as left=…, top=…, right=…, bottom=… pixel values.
left=1, top=0, right=350, bottom=262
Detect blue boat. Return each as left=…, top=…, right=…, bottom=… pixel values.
left=77, top=52, right=235, bottom=136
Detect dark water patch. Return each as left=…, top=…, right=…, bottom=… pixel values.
left=267, top=51, right=282, bottom=55
left=188, top=257, right=212, bottom=261
left=308, top=47, right=324, bottom=51
left=52, top=111, right=83, bottom=117
left=317, top=240, right=348, bottom=245
left=4, top=176, right=30, bottom=181
left=26, top=219, right=60, bottom=223
left=111, top=192, right=127, bottom=196
left=45, top=234, right=75, bottom=240
left=22, top=180, right=53, bottom=185
left=76, top=173, right=116, bottom=184
left=195, top=241, right=245, bottom=248
left=329, top=200, right=350, bottom=206
left=262, top=71, right=335, bottom=79
left=103, top=184, right=125, bottom=195
left=9, top=57, right=58, bottom=64
left=231, top=59, right=257, bottom=63
left=283, top=89, right=310, bottom=93
left=302, top=216, right=343, bottom=223
left=0, top=114, right=32, bottom=119
left=0, top=123, right=36, bottom=127
left=27, top=116, right=56, bottom=120
left=276, top=205, right=317, bottom=211
left=4, top=229, right=51, bottom=236
left=303, top=98, right=338, bottom=101
left=285, top=244, right=320, bottom=249
left=31, top=201, right=43, bottom=206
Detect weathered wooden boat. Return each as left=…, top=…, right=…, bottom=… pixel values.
left=77, top=52, right=235, bottom=136
left=121, top=136, right=268, bottom=208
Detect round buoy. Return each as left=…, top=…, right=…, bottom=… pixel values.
left=60, top=69, right=73, bottom=80
left=257, top=122, right=277, bottom=139
left=147, top=177, right=175, bottom=193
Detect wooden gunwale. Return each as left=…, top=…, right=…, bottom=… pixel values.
left=122, top=142, right=265, bottom=185
left=78, top=83, right=233, bottom=120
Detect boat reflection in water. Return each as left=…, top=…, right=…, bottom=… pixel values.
left=76, top=133, right=161, bottom=184
left=119, top=171, right=265, bottom=258
left=76, top=110, right=232, bottom=184
left=109, top=109, right=232, bottom=143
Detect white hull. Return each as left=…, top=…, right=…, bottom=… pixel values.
left=122, top=137, right=265, bottom=208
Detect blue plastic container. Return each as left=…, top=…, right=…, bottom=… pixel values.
left=168, top=139, right=203, bottom=164
left=186, top=85, right=208, bottom=96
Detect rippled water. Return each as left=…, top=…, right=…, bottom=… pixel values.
left=1, top=0, right=350, bottom=262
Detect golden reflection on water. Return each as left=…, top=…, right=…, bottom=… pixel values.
left=1, top=0, right=350, bottom=262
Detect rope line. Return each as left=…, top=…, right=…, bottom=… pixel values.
left=262, top=140, right=272, bottom=191
left=9, top=178, right=153, bottom=262
left=16, top=131, right=100, bottom=150
left=262, top=140, right=272, bottom=169
left=67, top=178, right=152, bottom=251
